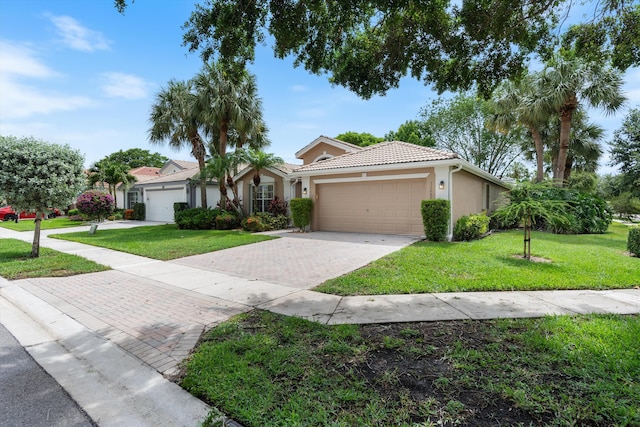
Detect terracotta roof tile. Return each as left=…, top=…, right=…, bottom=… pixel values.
left=295, top=141, right=458, bottom=172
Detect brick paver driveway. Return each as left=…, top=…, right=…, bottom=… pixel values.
left=171, top=231, right=418, bottom=289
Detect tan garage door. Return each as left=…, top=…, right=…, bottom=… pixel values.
left=316, top=179, right=427, bottom=235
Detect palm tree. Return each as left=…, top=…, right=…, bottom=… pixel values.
left=490, top=76, right=553, bottom=183
left=88, top=161, right=136, bottom=206
left=148, top=79, right=209, bottom=208
left=534, top=56, right=625, bottom=186
left=193, top=62, right=265, bottom=208
left=245, top=149, right=284, bottom=214
left=204, top=150, right=247, bottom=214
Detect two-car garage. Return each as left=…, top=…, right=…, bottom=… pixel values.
left=314, top=177, right=430, bottom=236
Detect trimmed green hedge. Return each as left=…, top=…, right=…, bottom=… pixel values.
left=132, top=203, right=145, bottom=221
left=453, top=212, right=490, bottom=241
left=421, top=199, right=450, bottom=242
left=290, top=198, right=313, bottom=231
left=628, top=227, right=640, bottom=256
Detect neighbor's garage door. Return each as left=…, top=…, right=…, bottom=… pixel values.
left=145, top=188, right=185, bottom=222
left=316, top=179, right=426, bottom=235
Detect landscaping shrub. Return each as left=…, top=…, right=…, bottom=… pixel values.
left=421, top=199, right=450, bottom=241
left=215, top=212, right=238, bottom=230
left=68, top=214, right=85, bottom=221
left=76, top=190, right=115, bottom=222
left=290, top=198, right=313, bottom=231
left=175, top=208, right=220, bottom=230
left=124, top=209, right=134, bottom=220
left=68, top=208, right=79, bottom=216
left=628, top=227, right=640, bottom=256
left=132, top=202, right=145, bottom=221
left=267, top=196, right=289, bottom=216
left=242, top=212, right=289, bottom=232
left=453, top=212, right=490, bottom=241
left=173, top=202, right=189, bottom=221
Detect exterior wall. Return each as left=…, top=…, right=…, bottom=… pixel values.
left=193, top=184, right=221, bottom=209
left=240, top=170, right=285, bottom=214
left=299, top=143, right=351, bottom=165
left=451, top=170, right=506, bottom=223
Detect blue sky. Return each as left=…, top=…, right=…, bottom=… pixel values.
left=1, top=1, right=638, bottom=174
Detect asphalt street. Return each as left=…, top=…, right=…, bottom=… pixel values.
left=0, top=322, right=95, bottom=427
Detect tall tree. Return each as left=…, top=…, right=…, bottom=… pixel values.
left=490, top=77, right=552, bottom=182
left=420, top=94, right=525, bottom=178
left=0, top=136, right=85, bottom=257
left=385, top=120, right=435, bottom=147
left=245, top=149, right=284, bottom=214
left=609, top=108, right=640, bottom=197
left=534, top=56, right=625, bottom=185
left=193, top=62, right=264, bottom=208
left=149, top=79, right=209, bottom=208
left=334, top=132, right=383, bottom=147
left=95, top=148, right=169, bottom=169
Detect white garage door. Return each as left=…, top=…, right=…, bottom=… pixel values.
left=145, top=188, right=185, bottom=222
left=316, top=179, right=427, bottom=235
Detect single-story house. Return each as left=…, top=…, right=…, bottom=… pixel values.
left=121, top=135, right=508, bottom=235
left=117, top=160, right=219, bottom=222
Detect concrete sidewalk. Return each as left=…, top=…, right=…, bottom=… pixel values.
left=1, top=222, right=639, bottom=426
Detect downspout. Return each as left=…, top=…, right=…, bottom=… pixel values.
left=448, top=163, right=463, bottom=240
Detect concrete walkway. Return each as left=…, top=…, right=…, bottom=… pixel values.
left=1, top=221, right=639, bottom=426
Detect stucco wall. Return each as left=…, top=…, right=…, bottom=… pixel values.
left=299, top=143, right=351, bottom=165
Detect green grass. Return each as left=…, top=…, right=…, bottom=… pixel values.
left=316, top=222, right=639, bottom=295
left=0, top=238, right=109, bottom=279
left=0, top=217, right=88, bottom=231
left=182, top=310, right=640, bottom=426
left=49, top=224, right=276, bottom=260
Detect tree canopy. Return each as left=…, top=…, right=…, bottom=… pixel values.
left=334, top=131, right=383, bottom=147
left=385, top=120, right=435, bottom=147
left=94, top=148, right=168, bottom=169
left=609, top=108, right=640, bottom=197
left=0, top=136, right=85, bottom=257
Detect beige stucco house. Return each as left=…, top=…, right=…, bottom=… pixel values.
left=292, top=136, right=508, bottom=236
left=124, top=135, right=508, bottom=235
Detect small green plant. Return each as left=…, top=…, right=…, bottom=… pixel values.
left=215, top=212, right=238, bottom=230
left=290, top=198, right=313, bottom=231
left=132, top=202, right=145, bottom=221
left=173, top=202, right=189, bottom=221
left=175, top=208, right=221, bottom=230
left=453, top=212, right=490, bottom=241
left=628, top=227, right=640, bottom=256
left=421, top=199, right=450, bottom=241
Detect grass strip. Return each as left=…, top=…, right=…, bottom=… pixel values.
left=316, top=222, right=639, bottom=295
left=50, top=224, right=276, bottom=260
left=0, top=217, right=88, bottom=231
left=0, top=238, right=109, bottom=279
left=182, top=311, right=639, bottom=427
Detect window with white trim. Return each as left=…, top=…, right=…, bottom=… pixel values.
left=252, top=184, right=274, bottom=213
left=127, top=191, right=140, bottom=209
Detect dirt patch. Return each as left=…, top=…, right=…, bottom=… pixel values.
left=512, top=254, right=552, bottom=263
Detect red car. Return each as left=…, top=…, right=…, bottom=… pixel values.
left=0, top=206, right=61, bottom=221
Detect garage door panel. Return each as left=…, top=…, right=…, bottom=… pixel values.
left=146, top=189, right=184, bottom=222
left=317, top=179, right=427, bottom=236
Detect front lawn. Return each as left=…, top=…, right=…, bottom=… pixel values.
left=0, top=217, right=87, bottom=231
left=0, top=239, right=109, bottom=279
left=50, top=224, right=276, bottom=260
left=182, top=310, right=640, bottom=427
left=316, top=222, right=639, bottom=295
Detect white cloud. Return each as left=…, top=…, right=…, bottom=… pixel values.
left=0, top=40, right=57, bottom=78
left=0, top=41, right=93, bottom=119
left=290, top=84, right=308, bottom=92
left=48, top=15, right=110, bottom=52
left=100, top=72, right=152, bottom=99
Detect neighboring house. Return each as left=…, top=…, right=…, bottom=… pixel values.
left=121, top=160, right=220, bottom=222
left=115, top=167, right=161, bottom=210
left=126, top=135, right=508, bottom=236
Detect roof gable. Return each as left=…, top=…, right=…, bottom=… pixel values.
left=295, top=141, right=458, bottom=172
left=295, top=135, right=363, bottom=159
left=159, top=160, right=198, bottom=175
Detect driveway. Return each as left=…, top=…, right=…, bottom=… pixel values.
left=171, top=231, right=419, bottom=289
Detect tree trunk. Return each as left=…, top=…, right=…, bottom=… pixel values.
left=555, top=95, right=577, bottom=187
left=218, top=119, right=229, bottom=209
left=563, top=155, right=573, bottom=182
left=252, top=173, right=261, bottom=214
left=530, top=126, right=545, bottom=183
left=31, top=212, right=43, bottom=258
left=190, top=132, right=208, bottom=208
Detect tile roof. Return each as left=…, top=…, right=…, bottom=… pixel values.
left=130, top=167, right=161, bottom=176
left=136, top=165, right=204, bottom=185
left=294, top=141, right=458, bottom=172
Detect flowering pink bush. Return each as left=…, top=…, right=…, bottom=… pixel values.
left=76, top=190, right=115, bottom=221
